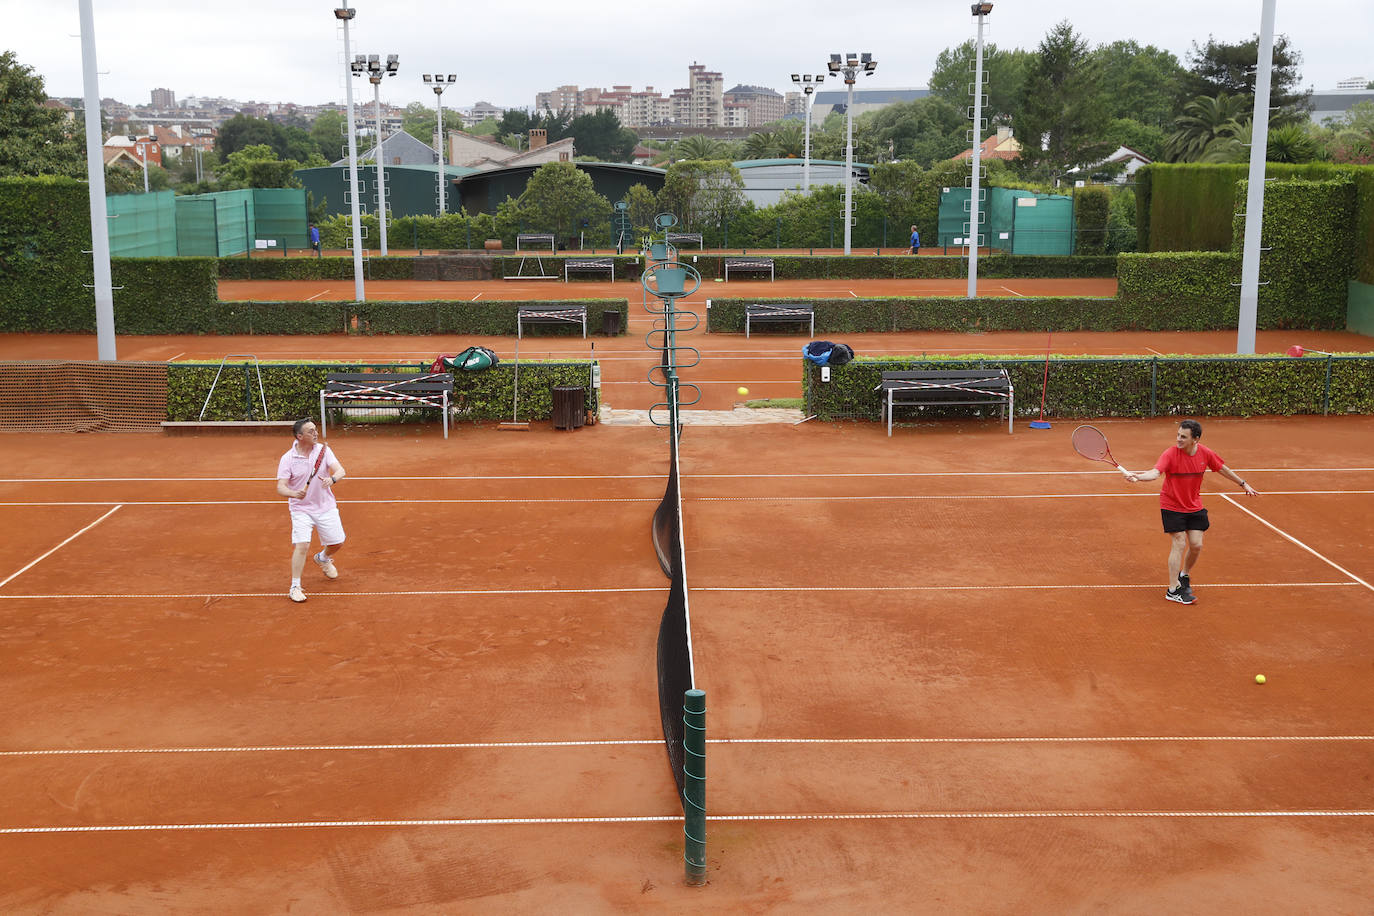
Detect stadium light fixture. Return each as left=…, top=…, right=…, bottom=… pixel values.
left=825, top=52, right=876, bottom=255
left=791, top=72, right=827, bottom=192
left=966, top=1, right=992, bottom=298
left=353, top=52, right=399, bottom=256
left=335, top=5, right=365, bottom=300
left=423, top=73, right=458, bottom=215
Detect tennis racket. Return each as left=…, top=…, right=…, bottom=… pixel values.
left=1071, top=424, right=1125, bottom=471
left=303, top=443, right=328, bottom=491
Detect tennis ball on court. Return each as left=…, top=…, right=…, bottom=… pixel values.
left=1255, top=674, right=1266, bottom=684
left=737, top=387, right=749, bottom=396
left=714, top=278, right=724, bottom=282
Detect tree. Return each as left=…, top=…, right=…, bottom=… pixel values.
left=1264, top=124, right=1320, bottom=163
left=1092, top=41, right=1186, bottom=128
left=1101, top=118, right=1167, bottom=161
left=1162, top=93, right=1249, bottom=161
left=1012, top=21, right=1113, bottom=178
left=568, top=110, right=637, bottom=162
left=1317, top=101, right=1374, bottom=164
left=310, top=110, right=347, bottom=162
left=672, top=135, right=729, bottom=160
left=862, top=96, right=967, bottom=167
left=621, top=182, right=659, bottom=232
left=658, top=160, right=745, bottom=229
left=400, top=102, right=462, bottom=148
left=514, top=162, right=610, bottom=242
left=928, top=41, right=1032, bottom=126
left=217, top=144, right=302, bottom=189
left=1179, top=35, right=1310, bottom=124
left=0, top=50, right=85, bottom=177
left=740, top=131, right=777, bottom=159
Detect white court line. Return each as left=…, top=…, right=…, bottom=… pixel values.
left=5, top=491, right=1372, bottom=509
left=4, top=810, right=1372, bottom=835
left=0, top=506, right=121, bottom=590
left=471, top=293, right=482, bottom=301
left=1220, top=493, right=1374, bottom=592
left=5, top=733, right=1369, bottom=758
left=167, top=352, right=185, bottom=361
left=3, top=469, right=1371, bottom=483
left=0, top=581, right=1353, bottom=601
left=848, top=289, right=857, bottom=297
left=1145, top=346, right=1165, bottom=356
left=304, top=290, right=329, bottom=301
left=1000, top=286, right=1027, bottom=297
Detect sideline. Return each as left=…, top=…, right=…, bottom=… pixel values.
left=1220, top=493, right=1374, bottom=592
left=0, top=506, right=122, bottom=590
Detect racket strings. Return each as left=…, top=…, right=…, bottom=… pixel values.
left=1071, top=427, right=1111, bottom=462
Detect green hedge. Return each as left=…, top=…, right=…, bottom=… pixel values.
left=1115, top=252, right=1244, bottom=329
left=350, top=299, right=627, bottom=335
left=168, top=361, right=599, bottom=422
left=1073, top=187, right=1111, bottom=256
left=803, top=354, right=1374, bottom=422
left=0, top=257, right=219, bottom=333
left=1231, top=178, right=1356, bottom=329
left=705, top=291, right=1271, bottom=333
left=216, top=255, right=415, bottom=281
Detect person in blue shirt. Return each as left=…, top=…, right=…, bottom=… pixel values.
left=909, top=225, right=920, bottom=254
left=309, top=224, right=321, bottom=257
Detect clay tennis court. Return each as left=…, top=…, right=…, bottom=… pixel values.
left=2, top=414, right=1373, bottom=909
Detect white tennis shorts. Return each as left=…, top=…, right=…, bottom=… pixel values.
left=290, top=507, right=346, bottom=546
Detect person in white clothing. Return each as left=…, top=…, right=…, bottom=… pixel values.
left=275, top=418, right=347, bottom=603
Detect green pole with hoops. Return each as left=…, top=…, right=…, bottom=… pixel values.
left=683, top=688, right=707, bottom=885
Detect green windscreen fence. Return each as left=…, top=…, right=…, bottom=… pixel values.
left=107, top=191, right=178, bottom=257
left=171, top=188, right=309, bottom=256
left=937, top=188, right=1075, bottom=255
left=1010, top=193, right=1074, bottom=255
left=252, top=188, right=309, bottom=249
left=175, top=196, right=219, bottom=256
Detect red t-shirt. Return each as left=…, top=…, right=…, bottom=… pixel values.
left=1154, top=444, right=1224, bottom=513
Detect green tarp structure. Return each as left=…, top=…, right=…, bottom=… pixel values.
left=937, top=187, right=1075, bottom=255
left=172, top=188, right=309, bottom=256
left=107, top=190, right=178, bottom=257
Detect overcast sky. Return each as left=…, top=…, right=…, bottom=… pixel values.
left=7, top=0, right=1370, bottom=113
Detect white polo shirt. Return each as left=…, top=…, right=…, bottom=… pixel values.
left=277, top=444, right=339, bottom=514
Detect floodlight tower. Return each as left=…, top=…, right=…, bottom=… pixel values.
left=826, top=52, right=877, bottom=255
left=352, top=53, right=399, bottom=255
left=424, top=74, right=458, bottom=215
left=78, top=0, right=116, bottom=360
left=1237, top=0, right=1277, bottom=354
left=334, top=5, right=365, bottom=301
left=790, top=72, right=828, bottom=192
left=967, top=1, right=993, bottom=298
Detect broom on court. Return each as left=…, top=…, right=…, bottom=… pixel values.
left=500, top=334, right=529, bottom=430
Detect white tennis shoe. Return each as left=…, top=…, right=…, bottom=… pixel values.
left=314, top=552, right=339, bottom=579
left=289, top=585, right=307, bottom=603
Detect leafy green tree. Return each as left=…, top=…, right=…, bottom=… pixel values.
left=568, top=110, right=637, bottom=161
left=1317, top=101, right=1374, bottom=164
left=1102, top=118, right=1167, bottom=160
left=621, top=182, right=659, bottom=232
left=1163, top=93, right=1249, bottom=161
left=399, top=102, right=462, bottom=148
left=0, top=50, right=85, bottom=177
left=1092, top=41, right=1186, bottom=127
left=217, top=114, right=322, bottom=165
left=658, top=160, right=745, bottom=229
left=1264, top=124, right=1321, bottom=163
left=1178, top=35, right=1310, bottom=124
left=1013, top=21, right=1113, bottom=178
left=514, top=162, right=610, bottom=242
left=928, top=41, right=1032, bottom=126
left=310, top=110, right=347, bottom=161
left=217, top=144, right=303, bottom=189
left=862, top=96, right=967, bottom=166
left=772, top=122, right=804, bottom=158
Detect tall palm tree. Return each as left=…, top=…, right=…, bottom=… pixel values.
left=1163, top=94, right=1250, bottom=162
left=772, top=122, right=804, bottom=159
left=740, top=131, right=776, bottom=159
left=674, top=135, right=728, bottom=160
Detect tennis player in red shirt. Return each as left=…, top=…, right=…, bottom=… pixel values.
left=1123, top=420, right=1259, bottom=604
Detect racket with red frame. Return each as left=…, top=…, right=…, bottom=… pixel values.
left=1071, top=424, right=1125, bottom=471
left=303, top=443, right=328, bottom=491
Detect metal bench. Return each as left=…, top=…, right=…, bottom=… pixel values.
left=563, top=257, right=615, bottom=282
left=515, top=233, right=555, bottom=251
left=724, top=257, right=774, bottom=281
left=518, top=305, right=588, bottom=338
left=320, top=372, right=455, bottom=439
left=745, top=303, right=814, bottom=338
left=876, top=369, right=1014, bottom=436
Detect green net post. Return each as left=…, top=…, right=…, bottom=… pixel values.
left=683, top=688, right=706, bottom=885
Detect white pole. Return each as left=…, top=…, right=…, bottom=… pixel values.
left=967, top=9, right=988, bottom=298
left=435, top=94, right=447, bottom=216
left=78, top=0, right=116, bottom=361
left=1237, top=0, right=1277, bottom=355
left=803, top=92, right=812, bottom=192
left=373, top=81, right=389, bottom=256
left=140, top=144, right=149, bottom=193
left=340, top=17, right=366, bottom=301
left=843, top=78, right=854, bottom=255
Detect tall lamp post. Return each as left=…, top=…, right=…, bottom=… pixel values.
left=967, top=2, right=993, bottom=298
left=334, top=5, right=365, bottom=301
left=826, top=52, right=877, bottom=255
left=352, top=53, right=399, bottom=255
left=790, top=72, right=827, bottom=192
left=424, top=74, right=457, bottom=216
left=78, top=0, right=116, bottom=360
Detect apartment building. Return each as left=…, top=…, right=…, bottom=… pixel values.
left=150, top=88, right=176, bottom=109
left=535, top=85, right=583, bottom=117
left=724, top=85, right=784, bottom=127
left=687, top=63, right=723, bottom=128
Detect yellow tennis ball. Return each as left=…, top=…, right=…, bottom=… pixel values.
left=1255, top=674, right=1266, bottom=684
left=737, top=387, right=749, bottom=396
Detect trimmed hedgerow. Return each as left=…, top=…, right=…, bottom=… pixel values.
left=1115, top=252, right=1242, bottom=330
left=1073, top=187, right=1111, bottom=256
left=216, top=255, right=415, bottom=281
left=802, top=353, right=1374, bottom=422
left=167, top=360, right=599, bottom=422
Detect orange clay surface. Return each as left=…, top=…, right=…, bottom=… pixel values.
left=2, top=275, right=1372, bottom=412
left=2, top=415, right=1374, bottom=910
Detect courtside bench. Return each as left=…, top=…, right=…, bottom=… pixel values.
left=518, top=305, right=588, bottom=338
left=745, top=303, right=814, bottom=338
left=320, top=372, right=455, bottom=439
left=724, top=257, right=774, bottom=281
left=563, top=257, right=615, bottom=282
left=876, top=369, right=1014, bottom=436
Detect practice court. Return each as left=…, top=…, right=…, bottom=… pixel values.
left=2, top=415, right=1372, bottom=910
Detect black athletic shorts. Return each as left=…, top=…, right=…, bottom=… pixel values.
left=1161, top=507, right=1209, bottom=533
